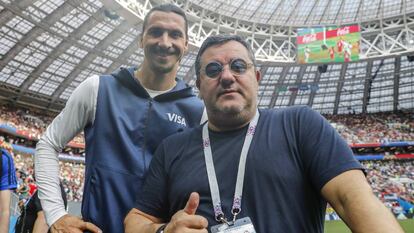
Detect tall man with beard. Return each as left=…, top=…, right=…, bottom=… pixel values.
left=35, top=4, right=205, bottom=233
left=124, top=35, right=403, bottom=233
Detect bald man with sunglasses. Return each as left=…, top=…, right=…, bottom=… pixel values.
left=124, top=35, right=403, bottom=233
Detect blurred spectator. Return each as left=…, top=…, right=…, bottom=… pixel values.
left=14, top=180, right=67, bottom=233
left=1, top=144, right=18, bottom=232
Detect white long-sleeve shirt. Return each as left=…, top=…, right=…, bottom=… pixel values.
left=35, top=75, right=99, bottom=226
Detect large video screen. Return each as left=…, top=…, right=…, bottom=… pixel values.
left=297, top=25, right=360, bottom=64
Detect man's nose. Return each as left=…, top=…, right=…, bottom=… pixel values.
left=219, top=66, right=236, bottom=87
left=158, top=32, right=172, bottom=48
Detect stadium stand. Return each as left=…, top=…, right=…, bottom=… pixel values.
left=0, top=105, right=412, bottom=218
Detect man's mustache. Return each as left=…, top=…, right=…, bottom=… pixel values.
left=151, top=46, right=177, bottom=55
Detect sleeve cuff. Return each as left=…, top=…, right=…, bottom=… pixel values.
left=45, top=209, right=68, bottom=227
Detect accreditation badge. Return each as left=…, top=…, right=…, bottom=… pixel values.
left=210, top=217, right=256, bottom=233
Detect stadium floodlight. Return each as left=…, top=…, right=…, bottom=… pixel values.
left=104, top=9, right=120, bottom=20
left=318, top=64, right=328, bottom=73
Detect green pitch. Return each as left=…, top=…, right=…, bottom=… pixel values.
left=324, top=219, right=414, bottom=233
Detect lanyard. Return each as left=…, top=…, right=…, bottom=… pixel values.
left=202, top=110, right=259, bottom=225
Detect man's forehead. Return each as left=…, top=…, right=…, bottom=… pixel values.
left=146, top=11, right=185, bottom=29
left=201, top=41, right=251, bottom=62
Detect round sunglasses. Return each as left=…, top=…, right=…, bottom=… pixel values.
left=202, top=58, right=254, bottom=78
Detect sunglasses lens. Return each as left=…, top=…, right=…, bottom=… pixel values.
left=205, top=62, right=222, bottom=78
left=230, top=59, right=248, bottom=74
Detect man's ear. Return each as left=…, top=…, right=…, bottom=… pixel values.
left=196, top=78, right=200, bottom=89
left=139, top=34, right=143, bottom=49
left=178, top=40, right=189, bottom=62
left=255, top=70, right=261, bottom=83
left=196, top=78, right=204, bottom=99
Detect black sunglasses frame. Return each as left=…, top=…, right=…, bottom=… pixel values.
left=202, top=58, right=254, bottom=78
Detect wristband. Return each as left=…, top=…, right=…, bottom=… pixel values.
left=155, top=224, right=167, bottom=233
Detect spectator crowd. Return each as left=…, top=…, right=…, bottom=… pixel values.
left=2, top=106, right=413, bottom=147
left=0, top=106, right=85, bottom=145
left=325, top=111, right=414, bottom=143
left=1, top=105, right=413, bottom=213
left=11, top=152, right=84, bottom=203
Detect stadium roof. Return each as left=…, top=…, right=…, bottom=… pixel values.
left=186, top=0, right=414, bottom=26
left=0, top=0, right=413, bottom=114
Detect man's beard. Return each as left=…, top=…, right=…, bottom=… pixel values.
left=207, top=101, right=255, bottom=131
left=151, top=62, right=176, bottom=74
left=148, top=47, right=181, bottom=74
left=212, top=103, right=245, bottom=115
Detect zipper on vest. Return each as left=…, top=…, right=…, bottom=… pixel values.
left=142, top=99, right=153, bottom=174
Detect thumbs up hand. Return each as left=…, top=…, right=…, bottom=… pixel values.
left=184, top=192, right=201, bottom=215
left=164, top=192, right=208, bottom=233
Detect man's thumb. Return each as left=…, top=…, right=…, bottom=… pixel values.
left=183, top=192, right=199, bottom=215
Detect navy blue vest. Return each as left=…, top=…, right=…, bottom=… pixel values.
left=82, top=67, right=203, bottom=232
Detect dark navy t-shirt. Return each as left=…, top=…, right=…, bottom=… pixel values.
left=136, top=106, right=363, bottom=233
